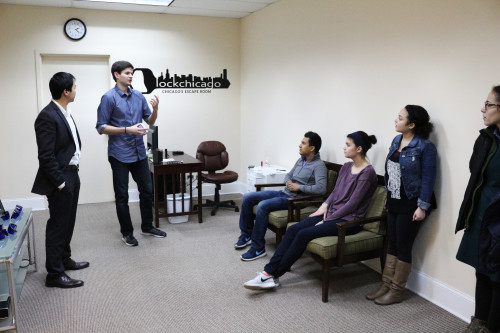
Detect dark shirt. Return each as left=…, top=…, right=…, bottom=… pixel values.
left=96, top=86, right=151, bottom=163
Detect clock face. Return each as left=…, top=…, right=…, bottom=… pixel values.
left=64, top=18, right=86, bottom=41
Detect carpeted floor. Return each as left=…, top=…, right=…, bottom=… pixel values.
left=14, top=200, right=466, bottom=332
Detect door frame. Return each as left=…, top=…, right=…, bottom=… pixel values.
left=34, top=50, right=112, bottom=112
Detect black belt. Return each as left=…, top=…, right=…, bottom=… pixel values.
left=67, top=164, right=79, bottom=171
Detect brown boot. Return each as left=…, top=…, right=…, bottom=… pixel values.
left=366, top=254, right=397, bottom=300
left=463, top=316, right=487, bottom=333
left=478, top=328, right=498, bottom=333
left=374, top=260, right=411, bottom=305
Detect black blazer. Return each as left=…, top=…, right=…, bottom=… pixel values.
left=32, top=101, right=81, bottom=196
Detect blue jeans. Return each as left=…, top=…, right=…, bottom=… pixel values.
left=108, top=156, right=154, bottom=236
left=264, top=216, right=361, bottom=278
left=239, top=191, right=291, bottom=251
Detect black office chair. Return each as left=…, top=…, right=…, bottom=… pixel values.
left=195, top=141, right=239, bottom=216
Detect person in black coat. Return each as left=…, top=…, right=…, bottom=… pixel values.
left=456, top=85, right=500, bottom=333
left=32, top=72, right=89, bottom=289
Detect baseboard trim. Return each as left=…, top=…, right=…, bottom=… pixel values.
left=406, top=267, right=473, bottom=322
left=129, top=180, right=246, bottom=202
left=10, top=182, right=247, bottom=209
left=197, top=181, right=247, bottom=197
left=363, top=261, right=472, bottom=322
left=2, top=197, right=47, bottom=211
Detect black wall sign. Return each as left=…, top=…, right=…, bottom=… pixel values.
left=133, top=68, right=230, bottom=94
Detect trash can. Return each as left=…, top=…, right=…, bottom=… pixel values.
left=166, top=193, right=190, bottom=223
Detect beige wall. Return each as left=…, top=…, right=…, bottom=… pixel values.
left=0, top=4, right=240, bottom=204
left=1, top=0, right=499, bottom=313
left=240, top=0, right=500, bottom=301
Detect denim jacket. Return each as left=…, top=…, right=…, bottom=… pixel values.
left=385, top=134, right=437, bottom=210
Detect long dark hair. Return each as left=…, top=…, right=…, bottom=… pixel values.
left=347, top=131, right=377, bottom=157
left=405, top=105, right=434, bottom=139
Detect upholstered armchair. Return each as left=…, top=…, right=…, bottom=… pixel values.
left=254, top=162, right=342, bottom=245
left=293, top=174, right=387, bottom=302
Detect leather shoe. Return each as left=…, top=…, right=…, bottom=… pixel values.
left=46, top=272, right=84, bottom=288
left=63, top=259, right=89, bottom=270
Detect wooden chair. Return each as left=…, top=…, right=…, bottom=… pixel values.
left=253, top=162, right=342, bottom=245
left=292, top=174, right=387, bottom=302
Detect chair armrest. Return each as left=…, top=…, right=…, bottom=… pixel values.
left=335, top=213, right=387, bottom=267
left=336, top=214, right=386, bottom=230
left=290, top=197, right=325, bottom=222
left=293, top=200, right=324, bottom=208
left=255, top=183, right=285, bottom=191
left=285, top=196, right=317, bottom=222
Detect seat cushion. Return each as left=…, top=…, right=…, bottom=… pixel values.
left=305, top=231, right=384, bottom=260
left=253, top=205, right=317, bottom=229
left=201, top=171, right=238, bottom=184
left=362, top=186, right=387, bottom=234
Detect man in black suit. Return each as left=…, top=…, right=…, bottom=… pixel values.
left=32, top=72, right=88, bottom=288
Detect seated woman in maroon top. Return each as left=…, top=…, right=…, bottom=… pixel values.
left=243, top=131, right=378, bottom=290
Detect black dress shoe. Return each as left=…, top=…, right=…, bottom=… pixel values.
left=63, top=259, right=89, bottom=270
left=46, top=273, right=84, bottom=288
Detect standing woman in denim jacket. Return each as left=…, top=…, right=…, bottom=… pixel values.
left=366, top=105, right=437, bottom=305
left=456, top=86, right=500, bottom=333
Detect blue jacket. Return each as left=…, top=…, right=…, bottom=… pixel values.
left=385, top=134, right=437, bottom=210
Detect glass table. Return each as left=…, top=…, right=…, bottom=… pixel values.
left=0, top=208, right=36, bottom=332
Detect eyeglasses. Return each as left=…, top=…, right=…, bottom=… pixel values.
left=484, top=101, right=500, bottom=109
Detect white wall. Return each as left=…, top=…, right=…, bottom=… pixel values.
left=241, top=0, right=500, bottom=319
left=0, top=4, right=241, bottom=205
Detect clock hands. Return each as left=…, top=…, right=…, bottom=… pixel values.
left=64, top=18, right=85, bottom=40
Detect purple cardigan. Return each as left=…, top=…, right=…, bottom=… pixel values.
left=324, top=162, right=378, bottom=222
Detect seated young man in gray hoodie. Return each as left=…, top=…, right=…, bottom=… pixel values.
left=236, top=131, right=327, bottom=261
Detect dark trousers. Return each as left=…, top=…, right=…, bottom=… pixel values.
left=108, top=156, right=153, bottom=236
left=264, top=216, right=360, bottom=278
left=45, top=169, right=80, bottom=276
left=387, top=209, right=422, bottom=263
left=475, top=272, right=500, bottom=331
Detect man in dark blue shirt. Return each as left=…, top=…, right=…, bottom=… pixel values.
left=96, top=60, right=166, bottom=247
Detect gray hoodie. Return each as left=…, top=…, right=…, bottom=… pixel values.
left=283, top=153, right=327, bottom=197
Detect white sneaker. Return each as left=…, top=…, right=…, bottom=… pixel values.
left=243, top=272, right=279, bottom=290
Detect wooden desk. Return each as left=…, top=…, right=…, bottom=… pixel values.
left=149, top=154, right=203, bottom=226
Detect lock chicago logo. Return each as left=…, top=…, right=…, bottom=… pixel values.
left=133, top=68, right=230, bottom=94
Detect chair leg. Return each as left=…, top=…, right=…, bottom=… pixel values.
left=213, top=184, right=220, bottom=203
left=322, top=261, right=329, bottom=303
left=200, top=184, right=239, bottom=216
left=276, top=229, right=284, bottom=246
left=380, top=251, right=386, bottom=271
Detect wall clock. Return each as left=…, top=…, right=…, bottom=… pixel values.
left=64, top=18, right=87, bottom=41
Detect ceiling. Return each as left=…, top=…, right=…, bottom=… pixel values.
left=0, top=0, right=278, bottom=18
